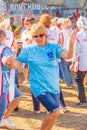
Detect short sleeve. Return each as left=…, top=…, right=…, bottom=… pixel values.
left=17, top=47, right=29, bottom=63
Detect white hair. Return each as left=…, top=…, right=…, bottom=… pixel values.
left=77, top=16, right=87, bottom=29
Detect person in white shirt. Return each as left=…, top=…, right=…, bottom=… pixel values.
left=21, top=18, right=33, bottom=84
left=39, top=14, right=59, bottom=43
left=58, top=18, right=73, bottom=88
left=71, top=16, right=87, bottom=107
left=50, top=17, right=60, bottom=38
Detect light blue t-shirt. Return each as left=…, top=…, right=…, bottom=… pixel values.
left=17, top=42, right=64, bottom=97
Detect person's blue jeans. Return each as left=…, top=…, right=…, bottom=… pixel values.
left=60, top=88, right=66, bottom=107
left=75, top=71, right=86, bottom=103
left=60, top=60, right=73, bottom=87
left=59, top=63, right=64, bottom=79
left=0, top=93, right=7, bottom=121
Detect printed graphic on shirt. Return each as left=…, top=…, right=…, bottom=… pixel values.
left=47, top=52, right=55, bottom=61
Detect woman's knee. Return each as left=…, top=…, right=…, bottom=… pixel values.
left=50, top=110, right=60, bottom=118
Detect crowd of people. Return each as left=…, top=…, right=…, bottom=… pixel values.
left=0, top=12, right=87, bottom=130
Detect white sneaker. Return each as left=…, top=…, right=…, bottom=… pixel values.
left=0, top=121, right=4, bottom=127
left=62, top=107, right=70, bottom=113
left=22, top=80, right=29, bottom=84
left=34, top=110, right=41, bottom=114
left=1, top=118, right=16, bottom=129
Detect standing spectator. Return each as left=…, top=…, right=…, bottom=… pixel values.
left=50, top=17, right=59, bottom=34
left=21, top=18, right=33, bottom=84
left=14, top=18, right=25, bottom=55
left=39, top=14, right=59, bottom=43
left=58, top=18, right=73, bottom=88
left=14, top=18, right=25, bottom=39
left=9, top=17, right=16, bottom=32
left=71, top=16, right=87, bottom=106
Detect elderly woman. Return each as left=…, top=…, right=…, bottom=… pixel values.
left=58, top=18, right=73, bottom=88
left=4, top=22, right=74, bottom=130
left=0, top=29, right=22, bottom=129
left=71, top=16, right=87, bottom=107
left=0, top=22, right=22, bottom=128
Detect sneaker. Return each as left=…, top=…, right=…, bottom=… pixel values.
left=75, top=102, right=87, bottom=107
left=65, top=86, right=73, bottom=89
left=22, top=80, right=29, bottom=84
left=62, top=107, right=70, bottom=113
left=1, top=118, right=16, bottom=129
left=34, top=110, right=41, bottom=114
left=0, top=121, right=4, bottom=127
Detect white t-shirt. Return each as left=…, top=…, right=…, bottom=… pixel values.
left=47, top=28, right=59, bottom=43
left=21, top=30, right=32, bottom=48
left=75, top=30, right=87, bottom=71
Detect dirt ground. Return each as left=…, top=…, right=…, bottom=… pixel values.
left=1, top=73, right=87, bottom=130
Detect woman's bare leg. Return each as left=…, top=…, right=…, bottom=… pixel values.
left=4, top=98, right=21, bottom=118
left=41, top=110, right=60, bottom=130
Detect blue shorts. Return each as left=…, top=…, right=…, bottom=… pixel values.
left=37, top=92, right=60, bottom=113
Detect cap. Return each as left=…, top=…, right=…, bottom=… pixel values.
left=57, top=18, right=64, bottom=24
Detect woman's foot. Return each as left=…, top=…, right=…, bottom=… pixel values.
left=0, top=118, right=16, bottom=129
left=34, top=110, right=41, bottom=114
left=65, top=86, right=73, bottom=89
left=62, top=107, right=70, bottom=113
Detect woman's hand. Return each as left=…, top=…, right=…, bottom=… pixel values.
left=3, top=55, right=15, bottom=68
left=3, top=55, right=23, bottom=72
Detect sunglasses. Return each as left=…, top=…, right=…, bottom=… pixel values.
left=24, top=23, right=30, bottom=25
left=33, top=34, right=45, bottom=38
